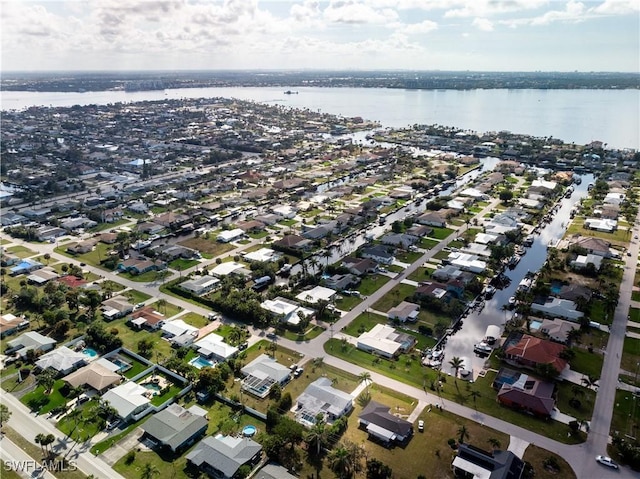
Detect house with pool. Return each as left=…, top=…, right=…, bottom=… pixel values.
left=102, top=381, right=152, bottom=422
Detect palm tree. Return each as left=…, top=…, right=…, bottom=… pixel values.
left=468, top=390, right=481, bottom=410
left=358, top=371, right=372, bottom=391
left=306, top=415, right=328, bottom=456
left=457, top=425, right=469, bottom=444
left=140, top=463, right=160, bottom=479
left=581, top=375, right=598, bottom=390
left=35, top=433, right=46, bottom=457
left=449, top=356, right=464, bottom=391
left=487, top=438, right=501, bottom=450
left=37, top=369, right=55, bottom=394
left=327, top=444, right=353, bottom=479
left=156, top=298, right=167, bottom=315
left=41, top=434, right=55, bottom=457
left=66, top=408, right=84, bottom=438
left=0, top=404, right=11, bottom=429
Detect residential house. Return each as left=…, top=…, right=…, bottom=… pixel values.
left=356, top=324, right=416, bottom=359
left=180, top=275, right=221, bottom=296
left=497, top=373, right=555, bottom=418
left=153, top=212, right=190, bottom=229
left=6, top=331, right=56, bottom=358
left=217, top=229, right=245, bottom=243
left=387, top=301, right=420, bottom=323
left=63, top=361, right=122, bottom=393
left=193, top=333, right=238, bottom=362
left=117, top=258, right=164, bottom=275
left=530, top=297, right=584, bottom=321
left=236, top=220, right=266, bottom=233
left=295, top=285, right=337, bottom=304
left=416, top=212, right=446, bottom=228
left=504, top=334, right=567, bottom=374
left=35, top=226, right=66, bottom=242
left=67, top=240, right=97, bottom=255
left=341, top=257, right=377, bottom=276
left=448, top=252, right=487, bottom=274
left=0, top=313, right=29, bottom=337
left=102, top=381, right=152, bottom=422
left=141, top=403, right=208, bottom=453
left=539, top=318, right=579, bottom=344
left=57, top=275, right=88, bottom=289
left=161, top=319, right=199, bottom=345
left=406, top=225, right=432, bottom=238
left=571, top=254, right=603, bottom=271
left=129, top=307, right=166, bottom=330
left=273, top=234, right=312, bottom=251
left=260, top=297, right=315, bottom=327
left=101, top=296, right=135, bottom=321
left=255, top=463, right=297, bottom=479
left=10, top=258, right=43, bottom=276
left=584, top=218, right=617, bottom=232
left=566, top=236, right=612, bottom=257
left=35, top=346, right=86, bottom=376
left=26, top=268, right=59, bottom=285
left=186, top=434, right=262, bottom=479
left=415, top=281, right=450, bottom=301
left=358, top=400, right=413, bottom=444
left=240, top=354, right=291, bottom=398
left=243, top=248, right=281, bottom=263
left=452, top=443, right=525, bottom=479
left=557, top=284, right=592, bottom=303
left=380, top=233, right=417, bottom=249
left=323, top=273, right=359, bottom=291
left=360, top=245, right=395, bottom=265
left=295, top=377, right=353, bottom=426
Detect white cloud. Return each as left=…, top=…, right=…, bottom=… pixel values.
left=472, top=18, right=494, bottom=32
left=402, top=20, right=439, bottom=35
left=590, top=0, right=640, bottom=15
left=444, top=0, right=549, bottom=18
left=323, top=0, right=399, bottom=25
left=501, top=0, right=589, bottom=27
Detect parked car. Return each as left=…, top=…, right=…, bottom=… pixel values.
left=418, top=420, right=424, bottom=432
left=294, top=367, right=304, bottom=377
left=595, top=456, right=618, bottom=469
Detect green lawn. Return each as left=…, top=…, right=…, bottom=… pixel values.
left=169, top=258, right=200, bottom=271
left=281, top=325, right=326, bottom=342
left=621, top=337, right=640, bottom=374
left=569, top=348, right=604, bottom=379
left=358, top=274, right=391, bottom=295
left=341, top=312, right=388, bottom=336
left=121, top=289, right=152, bottom=305
left=21, top=379, right=69, bottom=414
left=55, top=242, right=113, bottom=269
left=395, top=251, right=423, bottom=263
left=6, top=245, right=38, bottom=258
left=429, top=227, right=455, bottom=240
left=555, top=381, right=596, bottom=421
left=148, top=300, right=183, bottom=318
left=564, top=218, right=630, bottom=245
left=610, top=390, right=640, bottom=439
left=180, top=312, right=208, bottom=328
left=372, top=283, right=416, bottom=312
left=523, top=445, right=576, bottom=479
left=419, top=238, right=439, bottom=249
left=118, top=270, right=160, bottom=283
left=101, top=319, right=174, bottom=362
left=57, top=399, right=106, bottom=441
left=334, top=294, right=362, bottom=311
left=632, top=291, right=640, bottom=302
left=407, top=267, right=432, bottom=282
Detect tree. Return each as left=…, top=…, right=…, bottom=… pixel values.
left=468, top=390, right=481, bottom=410
left=197, top=367, right=225, bottom=395
left=487, top=438, right=501, bottom=450
left=41, top=433, right=55, bottom=457
left=328, top=444, right=354, bottom=479
left=499, top=190, right=514, bottom=203
left=581, top=375, right=598, bottom=390
left=156, top=299, right=167, bottom=314
left=449, top=356, right=464, bottom=391
left=35, top=433, right=47, bottom=456
left=137, top=338, right=154, bottom=358
left=358, top=371, right=372, bottom=391
left=37, top=369, right=55, bottom=394
left=140, top=463, right=160, bottom=479
left=457, top=425, right=469, bottom=444
left=0, top=404, right=11, bottom=429
left=305, top=415, right=329, bottom=456
left=366, top=458, right=393, bottom=479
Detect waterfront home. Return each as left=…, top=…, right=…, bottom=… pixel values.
left=416, top=212, right=446, bottom=228
left=387, top=301, right=420, bottom=323
left=565, top=235, right=612, bottom=257
left=504, top=334, right=567, bottom=374
left=360, top=245, right=395, bottom=265
left=216, top=228, right=245, bottom=243
left=584, top=218, right=617, bottom=232
left=531, top=297, right=584, bottom=321
left=571, top=253, right=603, bottom=271
left=296, top=285, right=337, bottom=304
left=341, top=257, right=378, bottom=276
left=323, top=273, right=359, bottom=291
left=273, top=234, right=313, bottom=252
left=539, top=318, right=579, bottom=344
left=356, top=324, right=416, bottom=359
left=497, top=373, right=555, bottom=418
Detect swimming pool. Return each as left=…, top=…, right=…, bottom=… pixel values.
left=242, top=425, right=257, bottom=437
left=110, top=357, right=132, bottom=372
left=82, top=348, right=98, bottom=358
left=143, top=382, right=161, bottom=392
left=530, top=320, right=543, bottom=331
left=550, top=281, right=563, bottom=294
left=189, top=356, right=214, bottom=370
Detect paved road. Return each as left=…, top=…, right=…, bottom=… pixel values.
left=0, top=435, right=57, bottom=479
left=1, top=394, right=125, bottom=479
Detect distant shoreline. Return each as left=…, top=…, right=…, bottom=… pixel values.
left=2, top=70, right=639, bottom=93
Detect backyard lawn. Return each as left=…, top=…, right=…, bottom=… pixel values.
left=419, top=238, right=439, bottom=249
left=429, top=227, right=455, bottom=240
left=372, top=283, right=416, bottom=312
left=102, top=319, right=174, bottom=360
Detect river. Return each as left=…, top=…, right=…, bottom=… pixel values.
left=1, top=87, right=638, bottom=150
left=442, top=173, right=596, bottom=376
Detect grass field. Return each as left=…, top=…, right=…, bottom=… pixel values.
left=372, top=283, right=416, bottom=312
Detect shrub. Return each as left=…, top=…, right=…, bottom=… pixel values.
left=124, top=450, right=136, bottom=465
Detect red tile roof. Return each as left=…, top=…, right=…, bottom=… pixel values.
left=57, top=275, right=88, bottom=288
left=505, top=335, right=567, bottom=373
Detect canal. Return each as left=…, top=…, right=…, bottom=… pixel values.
left=441, top=173, right=596, bottom=377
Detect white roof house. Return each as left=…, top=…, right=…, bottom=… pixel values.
left=449, top=252, right=487, bottom=274
left=531, top=298, right=584, bottom=321
left=459, top=188, right=488, bottom=199
left=461, top=243, right=492, bottom=257
left=584, top=218, right=617, bottom=232
left=356, top=324, right=405, bottom=358
left=211, top=262, right=246, bottom=277
left=7, top=331, right=56, bottom=357
left=295, top=286, right=337, bottom=304
left=35, top=346, right=86, bottom=375
left=571, top=254, right=603, bottom=271
left=193, top=333, right=238, bottom=361
left=102, top=381, right=151, bottom=421
left=241, top=354, right=291, bottom=398
left=243, top=248, right=281, bottom=263
left=474, top=232, right=502, bottom=245
left=295, top=377, right=353, bottom=426
left=260, top=297, right=315, bottom=326
left=161, top=319, right=199, bottom=338
left=531, top=179, right=557, bottom=191
left=217, top=229, right=245, bottom=243
left=180, top=275, right=220, bottom=296
left=604, top=192, right=625, bottom=205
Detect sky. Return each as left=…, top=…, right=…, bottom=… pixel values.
left=1, top=0, right=639, bottom=72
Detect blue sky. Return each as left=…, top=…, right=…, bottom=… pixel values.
left=1, top=0, right=638, bottom=72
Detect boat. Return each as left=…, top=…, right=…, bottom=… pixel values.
left=474, top=342, right=492, bottom=355
left=284, top=90, right=298, bottom=95
left=484, top=325, right=501, bottom=345
left=484, top=285, right=496, bottom=299
left=574, top=176, right=582, bottom=185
